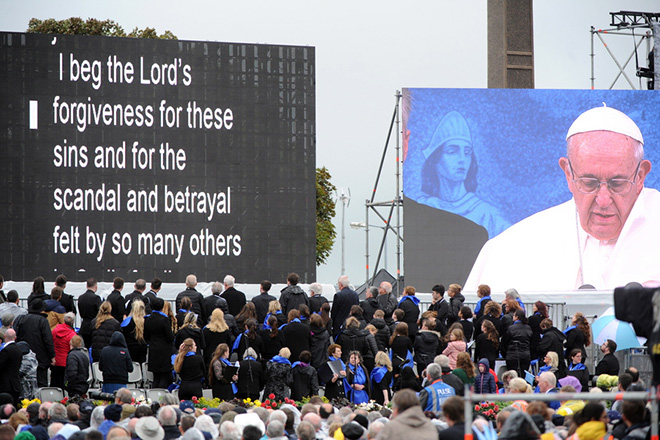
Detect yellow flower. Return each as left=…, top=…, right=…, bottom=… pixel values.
left=254, top=400, right=261, bottom=407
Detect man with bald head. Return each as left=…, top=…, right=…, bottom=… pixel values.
left=331, top=276, right=359, bottom=337
left=466, top=105, right=660, bottom=291
left=0, top=329, right=23, bottom=405
left=377, top=282, right=397, bottom=325
left=176, top=274, right=207, bottom=326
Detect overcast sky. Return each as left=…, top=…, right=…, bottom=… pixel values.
left=3, top=1, right=658, bottom=287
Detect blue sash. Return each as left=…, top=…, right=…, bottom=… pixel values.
left=563, top=325, right=577, bottom=335
left=398, top=295, right=420, bottom=307
left=120, top=316, right=132, bottom=328
left=270, top=355, right=291, bottom=365
left=220, top=358, right=238, bottom=394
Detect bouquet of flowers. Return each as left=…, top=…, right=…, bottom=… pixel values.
left=473, top=402, right=499, bottom=421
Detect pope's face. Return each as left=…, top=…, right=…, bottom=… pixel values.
left=559, top=131, right=651, bottom=241
left=436, top=140, right=472, bottom=182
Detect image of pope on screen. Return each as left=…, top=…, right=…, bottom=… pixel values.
left=465, top=105, right=660, bottom=292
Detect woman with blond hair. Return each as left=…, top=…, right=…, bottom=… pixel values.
left=175, top=312, right=205, bottom=354
left=122, top=299, right=147, bottom=363
left=203, top=308, right=234, bottom=366
left=442, top=327, right=467, bottom=369
left=263, top=300, right=286, bottom=329
left=162, top=300, right=178, bottom=333
left=263, top=347, right=293, bottom=401
left=451, top=352, right=476, bottom=386
left=174, top=338, right=206, bottom=401
left=370, top=351, right=393, bottom=405
left=91, top=301, right=120, bottom=362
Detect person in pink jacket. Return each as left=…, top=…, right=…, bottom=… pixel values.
left=442, top=327, right=467, bottom=369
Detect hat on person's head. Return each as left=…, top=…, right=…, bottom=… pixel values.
left=353, top=414, right=369, bottom=430
left=233, top=406, right=247, bottom=414
left=558, top=376, right=582, bottom=393
left=566, top=105, right=644, bottom=145
left=79, top=400, right=95, bottom=414
left=341, top=422, right=365, bottom=440
left=204, top=408, right=222, bottom=424
left=234, top=413, right=265, bottom=436
left=180, top=400, right=195, bottom=414
left=136, top=416, right=165, bottom=440
left=28, top=299, right=45, bottom=313
left=104, top=404, right=123, bottom=422
left=423, top=111, right=472, bottom=159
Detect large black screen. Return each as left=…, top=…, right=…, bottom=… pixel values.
left=0, top=32, right=316, bottom=283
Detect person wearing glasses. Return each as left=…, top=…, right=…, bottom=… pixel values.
left=465, top=105, right=658, bottom=291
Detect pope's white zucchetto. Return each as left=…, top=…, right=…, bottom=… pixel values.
left=566, top=104, right=644, bottom=145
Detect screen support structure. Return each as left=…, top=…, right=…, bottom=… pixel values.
left=362, top=91, right=404, bottom=296
left=590, top=11, right=660, bottom=90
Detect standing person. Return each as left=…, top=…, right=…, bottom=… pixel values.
left=209, top=343, right=238, bottom=401
left=176, top=275, right=207, bottom=327
left=259, top=315, right=287, bottom=363
left=235, top=302, right=258, bottom=331
left=233, top=318, right=264, bottom=361
left=221, top=275, right=246, bottom=317
left=291, top=350, right=319, bottom=400
left=595, top=339, right=620, bottom=376
left=414, top=317, right=440, bottom=374
left=121, top=299, right=148, bottom=364
left=203, top=309, right=234, bottom=367
left=500, top=298, right=522, bottom=338
left=279, top=273, right=310, bottom=316
left=501, top=309, right=533, bottom=378
left=143, top=278, right=162, bottom=311
left=537, top=318, right=567, bottom=378
left=27, top=276, right=48, bottom=308
left=360, top=287, right=380, bottom=323
left=446, top=284, right=465, bottom=326
left=13, top=299, right=55, bottom=388
left=371, top=309, right=391, bottom=352
left=263, top=347, right=293, bottom=401
left=331, top=276, right=359, bottom=337
left=428, top=284, right=449, bottom=329
left=473, top=285, right=492, bottom=320
left=123, top=279, right=149, bottom=315
left=173, top=338, right=206, bottom=401
left=390, top=323, right=413, bottom=376
left=54, top=274, right=76, bottom=315
left=91, top=301, right=121, bottom=362
left=344, top=351, right=370, bottom=404
left=0, top=329, right=22, bottom=405
left=176, top=296, right=194, bottom=329
left=473, top=301, right=502, bottom=341
left=398, top=286, right=420, bottom=340
left=144, top=298, right=175, bottom=389
left=106, top=277, right=126, bottom=323
left=565, top=312, right=591, bottom=362
left=336, top=317, right=369, bottom=361
left=308, top=283, right=329, bottom=314
left=566, top=349, right=590, bottom=392
left=451, top=352, right=476, bottom=387
left=0, top=290, right=26, bottom=322
left=324, top=344, right=347, bottom=400
left=65, top=335, right=89, bottom=398
left=203, top=281, right=224, bottom=318
left=51, top=312, right=77, bottom=388
left=458, top=307, right=474, bottom=342
left=309, top=313, right=330, bottom=369
left=377, top=281, right=398, bottom=326
left=99, top=331, right=133, bottom=394
left=442, top=328, right=466, bottom=369
left=474, top=320, right=499, bottom=369
left=175, top=313, right=206, bottom=356
left=528, top=301, right=549, bottom=360
left=251, top=281, right=276, bottom=325
left=236, top=348, right=264, bottom=400
left=281, top=310, right=311, bottom=362
left=77, top=278, right=102, bottom=349
left=370, top=351, right=393, bottom=406
left=263, top=300, right=287, bottom=329
left=418, top=363, right=456, bottom=413
left=473, top=359, right=497, bottom=394
left=377, top=389, right=438, bottom=440
left=45, top=286, right=66, bottom=329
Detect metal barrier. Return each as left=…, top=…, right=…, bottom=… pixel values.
left=463, top=389, right=659, bottom=440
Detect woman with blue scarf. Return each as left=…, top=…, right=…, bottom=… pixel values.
left=566, top=348, right=590, bottom=391
left=370, top=351, right=392, bottom=405
left=263, top=347, right=293, bottom=401
left=209, top=343, right=238, bottom=400
left=344, top=350, right=370, bottom=404
left=324, top=344, right=346, bottom=400
left=173, top=338, right=206, bottom=401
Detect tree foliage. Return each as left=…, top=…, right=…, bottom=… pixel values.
left=27, top=17, right=177, bottom=39
left=316, top=167, right=337, bottom=266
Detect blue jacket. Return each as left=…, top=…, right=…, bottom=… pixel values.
left=418, top=379, right=456, bottom=412
left=473, top=358, right=497, bottom=394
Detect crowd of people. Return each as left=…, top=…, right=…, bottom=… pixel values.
left=0, top=274, right=654, bottom=440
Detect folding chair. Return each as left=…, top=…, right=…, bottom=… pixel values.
left=36, top=387, right=65, bottom=402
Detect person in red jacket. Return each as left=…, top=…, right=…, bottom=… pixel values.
left=51, top=312, right=78, bottom=388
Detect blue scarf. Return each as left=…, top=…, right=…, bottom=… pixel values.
left=152, top=311, right=168, bottom=318
left=120, top=316, right=132, bottom=327
left=370, top=366, right=388, bottom=384
left=232, top=331, right=248, bottom=352
left=244, top=356, right=256, bottom=361
left=292, top=361, right=308, bottom=369
left=569, top=362, right=586, bottom=371
left=270, top=355, right=291, bottom=365
left=344, top=363, right=368, bottom=404
left=474, top=296, right=491, bottom=314
left=539, top=364, right=552, bottom=373
left=329, top=355, right=346, bottom=371
left=563, top=325, right=577, bottom=335
left=220, top=357, right=239, bottom=394
left=398, top=295, right=420, bottom=307
left=170, top=351, right=196, bottom=365
left=263, top=311, right=283, bottom=329
left=516, top=298, right=525, bottom=311
left=178, top=309, right=190, bottom=314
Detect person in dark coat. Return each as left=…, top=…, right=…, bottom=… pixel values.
left=397, top=286, right=420, bottom=340
left=308, top=283, right=329, bottom=314
left=173, top=338, right=206, bottom=401
left=309, top=313, right=330, bottom=369
left=251, top=280, right=277, bottom=325
left=64, top=335, right=89, bottom=398
left=99, top=331, right=133, bottom=394
left=263, top=348, right=294, bottom=401
left=13, top=299, right=55, bottom=388
left=203, top=308, right=234, bottom=367
left=203, top=281, right=225, bottom=321
left=144, top=298, right=175, bottom=389
left=236, top=348, right=264, bottom=400
left=473, top=284, right=492, bottom=320
left=473, top=301, right=502, bottom=341
left=377, top=282, right=398, bottom=326
left=566, top=348, right=590, bottom=391
left=537, top=318, right=567, bottom=378
left=176, top=275, right=207, bottom=327
left=26, top=276, right=48, bottom=308
left=458, top=307, right=474, bottom=342
left=390, top=322, right=413, bottom=376
left=77, top=278, right=102, bottom=349
left=291, top=350, right=319, bottom=400
left=595, top=339, right=620, bottom=376
left=0, top=329, right=23, bottom=405
left=500, top=310, right=533, bottom=378
left=413, top=317, right=441, bottom=374
left=221, top=275, right=246, bottom=317
left=121, top=299, right=148, bottom=364
left=370, top=351, right=393, bottom=406
left=123, top=279, right=150, bottom=315
left=331, top=276, right=359, bottom=337
left=428, top=284, right=449, bottom=329
left=446, top=284, right=465, bottom=326
left=54, top=274, right=76, bottom=315
left=564, top=312, right=591, bottom=362
left=528, top=301, right=549, bottom=360
left=324, top=344, right=347, bottom=400
left=175, top=312, right=206, bottom=355
left=209, top=343, right=237, bottom=401
left=348, top=305, right=368, bottom=330
left=473, top=358, right=497, bottom=394
left=259, top=315, right=287, bottom=363
left=91, top=301, right=121, bottom=362
left=216, top=296, right=240, bottom=337
left=279, top=273, right=310, bottom=316
left=106, top=277, right=127, bottom=323
left=474, top=320, right=499, bottom=369
left=281, top=310, right=311, bottom=362
left=233, top=318, right=264, bottom=360
left=336, top=317, right=370, bottom=362
left=360, top=287, right=380, bottom=323
left=144, top=278, right=162, bottom=311
left=371, top=310, right=391, bottom=351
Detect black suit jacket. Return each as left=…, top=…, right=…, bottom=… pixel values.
left=0, top=342, right=23, bottom=395
left=221, top=287, right=247, bottom=317
left=331, top=288, right=359, bottom=336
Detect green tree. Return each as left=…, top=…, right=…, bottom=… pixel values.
left=27, top=17, right=177, bottom=39
left=316, top=167, right=337, bottom=266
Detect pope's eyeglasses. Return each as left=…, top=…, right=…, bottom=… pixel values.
left=568, top=160, right=641, bottom=195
